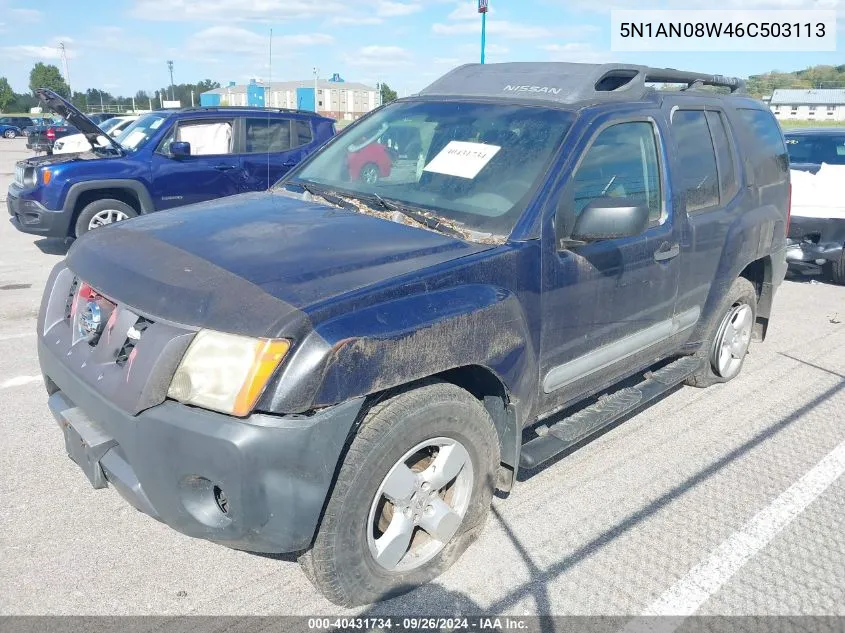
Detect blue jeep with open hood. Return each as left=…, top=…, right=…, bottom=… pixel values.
left=8, top=89, right=335, bottom=238
left=37, top=62, right=789, bottom=606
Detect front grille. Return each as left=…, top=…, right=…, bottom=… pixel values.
left=116, top=317, right=153, bottom=367
left=64, top=277, right=80, bottom=321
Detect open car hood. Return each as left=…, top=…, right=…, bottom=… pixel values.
left=35, top=88, right=123, bottom=154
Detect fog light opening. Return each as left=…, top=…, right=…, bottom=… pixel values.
left=213, top=485, right=229, bottom=515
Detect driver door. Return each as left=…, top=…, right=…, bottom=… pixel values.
left=150, top=117, right=244, bottom=210
left=538, top=115, right=684, bottom=413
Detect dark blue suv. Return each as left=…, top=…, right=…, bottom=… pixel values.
left=8, top=89, right=335, bottom=238
left=36, top=63, right=789, bottom=606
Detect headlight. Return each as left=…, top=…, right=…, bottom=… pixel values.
left=167, top=330, right=290, bottom=417
left=23, top=167, right=37, bottom=187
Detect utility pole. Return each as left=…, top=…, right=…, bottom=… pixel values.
left=99, top=90, right=104, bottom=111
left=478, top=0, right=489, bottom=64
left=148, top=96, right=152, bottom=111
left=167, top=60, right=175, bottom=101
left=313, top=67, right=319, bottom=113
left=58, top=42, right=71, bottom=97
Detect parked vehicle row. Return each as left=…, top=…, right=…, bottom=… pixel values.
left=26, top=63, right=791, bottom=606
left=8, top=89, right=336, bottom=237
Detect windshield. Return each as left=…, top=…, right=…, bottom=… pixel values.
left=98, top=117, right=123, bottom=134
left=785, top=133, right=845, bottom=165
left=115, top=113, right=168, bottom=151
left=286, top=100, right=574, bottom=236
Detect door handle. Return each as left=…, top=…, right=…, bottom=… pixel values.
left=213, top=164, right=236, bottom=171
left=654, top=243, right=680, bottom=262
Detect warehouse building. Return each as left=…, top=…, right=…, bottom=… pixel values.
left=769, top=88, right=845, bottom=121
left=200, top=75, right=380, bottom=121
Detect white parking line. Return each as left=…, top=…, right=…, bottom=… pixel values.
left=0, top=331, right=35, bottom=342
left=0, top=375, right=42, bottom=389
left=623, top=436, right=845, bottom=630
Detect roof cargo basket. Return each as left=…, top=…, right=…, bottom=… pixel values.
left=418, top=62, right=746, bottom=105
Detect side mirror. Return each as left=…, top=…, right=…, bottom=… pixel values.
left=170, top=141, right=191, bottom=158
left=570, top=197, right=650, bottom=242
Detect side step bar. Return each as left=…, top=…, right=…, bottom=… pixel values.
left=519, top=356, right=701, bottom=469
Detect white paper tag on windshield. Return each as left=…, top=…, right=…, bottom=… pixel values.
left=423, top=141, right=501, bottom=179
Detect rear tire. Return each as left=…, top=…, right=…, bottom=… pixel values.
left=3, top=129, right=17, bottom=139
left=74, top=199, right=138, bottom=238
left=830, top=249, right=845, bottom=285
left=686, top=277, right=757, bottom=388
left=301, top=380, right=500, bottom=606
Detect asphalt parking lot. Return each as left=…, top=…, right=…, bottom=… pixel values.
left=1, top=136, right=844, bottom=619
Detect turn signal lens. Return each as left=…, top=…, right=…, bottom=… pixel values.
left=41, top=169, right=52, bottom=185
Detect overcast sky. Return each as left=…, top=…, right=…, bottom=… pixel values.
left=1, top=0, right=843, bottom=97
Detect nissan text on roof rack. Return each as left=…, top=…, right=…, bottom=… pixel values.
left=37, top=62, right=789, bottom=606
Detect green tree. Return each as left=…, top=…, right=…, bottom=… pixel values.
left=9, top=92, right=37, bottom=113
left=29, top=62, right=69, bottom=97
left=0, top=77, right=14, bottom=112
left=380, top=82, right=398, bottom=104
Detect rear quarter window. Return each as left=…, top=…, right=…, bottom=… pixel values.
left=736, top=108, right=788, bottom=186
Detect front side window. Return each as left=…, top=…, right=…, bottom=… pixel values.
left=156, top=118, right=234, bottom=155
left=568, top=121, right=663, bottom=230
left=672, top=110, right=719, bottom=212
left=287, top=100, right=574, bottom=236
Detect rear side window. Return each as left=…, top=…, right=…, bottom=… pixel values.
left=672, top=110, right=719, bottom=212
left=293, top=119, right=313, bottom=146
left=737, top=108, right=788, bottom=185
left=705, top=111, right=739, bottom=202
left=244, top=117, right=291, bottom=153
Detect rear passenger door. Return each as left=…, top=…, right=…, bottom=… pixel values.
left=667, top=105, right=743, bottom=319
left=238, top=117, right=315, bottom=191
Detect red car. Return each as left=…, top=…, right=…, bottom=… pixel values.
left=346, top=124, right=424, bottom=184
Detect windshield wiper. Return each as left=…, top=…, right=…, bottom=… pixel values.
left=365, top=193, right=467, bottom=239
left=292, top=181, right=357, bottom=211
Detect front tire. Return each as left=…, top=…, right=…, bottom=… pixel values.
left=830, top=249, right=845, bottom=285
left=3, top=129, right=16, bottom=139
left=686, top=277, right=757, bottom=388
left=74, top=199, right=138, bottom=237
left=302, top=381, right=500, bottom=606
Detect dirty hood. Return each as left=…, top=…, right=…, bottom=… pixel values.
left=35, top=88, right=122, bottom=153
left=65, top=192, right=493, bottom=337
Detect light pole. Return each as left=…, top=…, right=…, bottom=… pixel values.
left=478, top=0, right=488, bottom=64
left=167, top=60, right=174, bottom=101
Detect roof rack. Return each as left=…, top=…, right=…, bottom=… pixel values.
left=418, top=62, right=746, bottom=106
left=178, top=105, right=321, bottom=116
